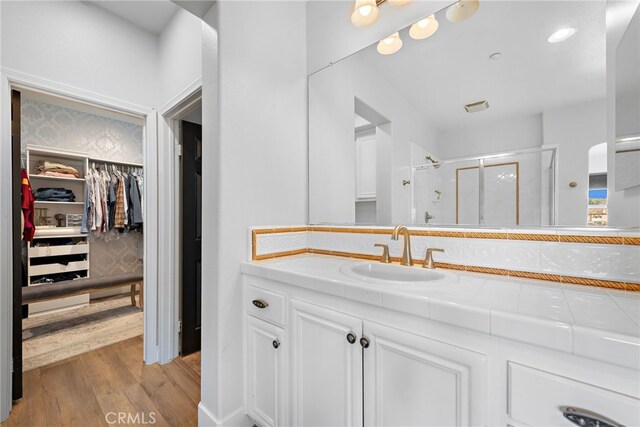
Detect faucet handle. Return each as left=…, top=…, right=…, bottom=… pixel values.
left=423, top=248, right=445, bottom=269
left=374, top=244, right=392, bottom=263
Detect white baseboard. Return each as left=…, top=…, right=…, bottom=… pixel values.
left=198, top=403, right=251, bottom=427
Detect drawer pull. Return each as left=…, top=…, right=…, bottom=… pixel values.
left=252, top=299, right=269, bottom=309
left=559, top=406, right=624, bottom=427
left=360, top=336, right=370, bottom=349
left=272, top=339, right=280, bottom=349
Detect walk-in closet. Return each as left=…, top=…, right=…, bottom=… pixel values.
left=16, top=90, right=145, bottom=371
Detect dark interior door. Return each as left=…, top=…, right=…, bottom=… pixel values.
left=11, top=89, right=23, bottom=400
left=180, top=120, right=202, bottom=355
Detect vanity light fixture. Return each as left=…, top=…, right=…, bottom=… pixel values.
left=547, top=27, right=576, bottom=43
left=409, top=15, right=439, bottom=40
left=351, top=0, right=411, bottom=28
left=446, top=0, right=480, bottom=23
left=388, top=0, right=412, bottom=7
left=377, top=32, right=403, bottom=55
left=351, top=0, right=380, bottom=28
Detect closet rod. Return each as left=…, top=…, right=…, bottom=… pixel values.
left=88, top=156, right=143, bottom=168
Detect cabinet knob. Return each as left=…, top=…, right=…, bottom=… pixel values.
left=346, top=332, right=357, bottom=344
left=559, top=406, right=623, bottom=427
left=272, top=339, right=280, bottom=349
left=252, top=299, right=269, bottom=309
left=360, top=336, right=370, bottom=349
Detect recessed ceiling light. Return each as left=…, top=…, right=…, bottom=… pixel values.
left=547, top=27, right=576, bottom=43
left=489, top=52, right=502, bottom=61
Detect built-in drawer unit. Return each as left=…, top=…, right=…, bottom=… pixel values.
left=246, top=283, right=286, bottom=327
left=28, top=243, right=89, bottom=258
left=28, top=260, right=89, bottom=277
left=507, top=362, right=640, bottom=426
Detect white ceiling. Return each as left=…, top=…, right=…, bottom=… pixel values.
left=90, top=1, right=179, bottom=35
left=358, top=1, right=607, bottom=132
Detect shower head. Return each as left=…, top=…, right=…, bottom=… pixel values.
left=426, top=155, right=441, bottom=169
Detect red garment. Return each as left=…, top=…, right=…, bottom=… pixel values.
left=21, top=169, right=36, bottom=241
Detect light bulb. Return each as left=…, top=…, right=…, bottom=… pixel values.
left=359, top=5, right=372, bottom=17
left=377, top=32, right=403, bottom=55
left=410, top=15, right=439, bottom=40
left=388, top=0, right=411, bottom=7
left=351, top=0, right=380, bottom=27
left=446, top=0, right=480, bottom=23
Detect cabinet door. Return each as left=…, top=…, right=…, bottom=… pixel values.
left=363, top=321, right=488, bottom=427
left=290, top=299, right=363, bottom=427
left=246, top=316, right=286, bottom=427
left=356, top=133, right=377, bottom=200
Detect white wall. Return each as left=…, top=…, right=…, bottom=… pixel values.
left=0, top=2, right=162, bottom=421
left=543, top=99, right=607, bottom=226
left=158, top=8, right=203, bottom=108
left=200, top=1, right=308, bottom=423
left=1, top=1, right=159, bottom=108
left=436, top=114, right=543, bottom=160
left=306, top=0, right=450, bottom=74
left=309, top=52, right=436, bottom=224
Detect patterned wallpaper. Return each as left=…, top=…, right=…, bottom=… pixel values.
left=22, top=98, right=144, bottom=278
left=21, top=98, right=143, bottom=163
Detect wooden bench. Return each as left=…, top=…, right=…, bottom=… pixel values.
left=22, top=273, right=143, bottom=309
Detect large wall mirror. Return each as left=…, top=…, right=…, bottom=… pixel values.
left=309, top=0, right=640, bottom=228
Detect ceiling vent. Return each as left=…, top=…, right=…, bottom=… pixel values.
left=464, top=100, right=489, bottom=113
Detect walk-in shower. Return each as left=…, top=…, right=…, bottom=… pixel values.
left=411, top=147, right=557, bottom=226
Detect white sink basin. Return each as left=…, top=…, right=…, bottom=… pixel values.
left=340, top=262, right=455, bottom=285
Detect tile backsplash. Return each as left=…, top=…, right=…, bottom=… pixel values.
left=251, top=226, right=640, bottom=291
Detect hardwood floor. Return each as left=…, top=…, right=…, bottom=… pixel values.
left=23, top=295, right=143, bottom=372
left=2, top=336, right=200, bottom=427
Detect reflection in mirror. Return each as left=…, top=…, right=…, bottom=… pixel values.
left=588, top=143, right=608, bottom=226
left=309, top=0, right=640, bottom=228
left=614, top=4, right=640, bottom=193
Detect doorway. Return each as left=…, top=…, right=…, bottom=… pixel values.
left=180, top=111, right=202, bottom=356
left=9, top=86, right=149, bottom=402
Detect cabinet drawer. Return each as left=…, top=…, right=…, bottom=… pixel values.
left=508, top=362, right=640, bottom=427
left=246, top=285, right=285, bottom=327
left=29, top=244, right=89, bottom=258
left=29, top=260, right=89, bottom=277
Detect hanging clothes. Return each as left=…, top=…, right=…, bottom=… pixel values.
left=114, top=174, right=127, bottom=230
left=21, top=169, right=36, bottom=241
left=128, top=174, right=143, bottom=228
left=83, top=162, right=143, bottom=234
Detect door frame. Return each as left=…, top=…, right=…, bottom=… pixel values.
left=157, top=79, right=202, bottom=363
left=0, top=68, right=160, bottom=420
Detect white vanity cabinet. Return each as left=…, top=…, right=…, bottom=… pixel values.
left=243, top=273, right=639, bottom=427
left=363, top=321, right=487, bottom=427
left=245, top=284, right=287, bottom=427
left=246, top=316, right=286, bottom=427
left=290, top=300, right=363, bottom=427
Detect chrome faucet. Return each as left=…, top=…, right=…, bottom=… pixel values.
left=391, top=225, right=413, bottom=266
left=423, top=248, right=445, bottom=269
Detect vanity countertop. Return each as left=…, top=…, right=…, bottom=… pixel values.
left=242, top=254, right=640, bottom=370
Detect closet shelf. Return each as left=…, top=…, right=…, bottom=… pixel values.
left=34, top=201, right=84, bottom=205
left=30, top=175, right=85, bottom=183
left=89, top=156, right=143, bottom=168
left=32, top=233, right=86, bottom=240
